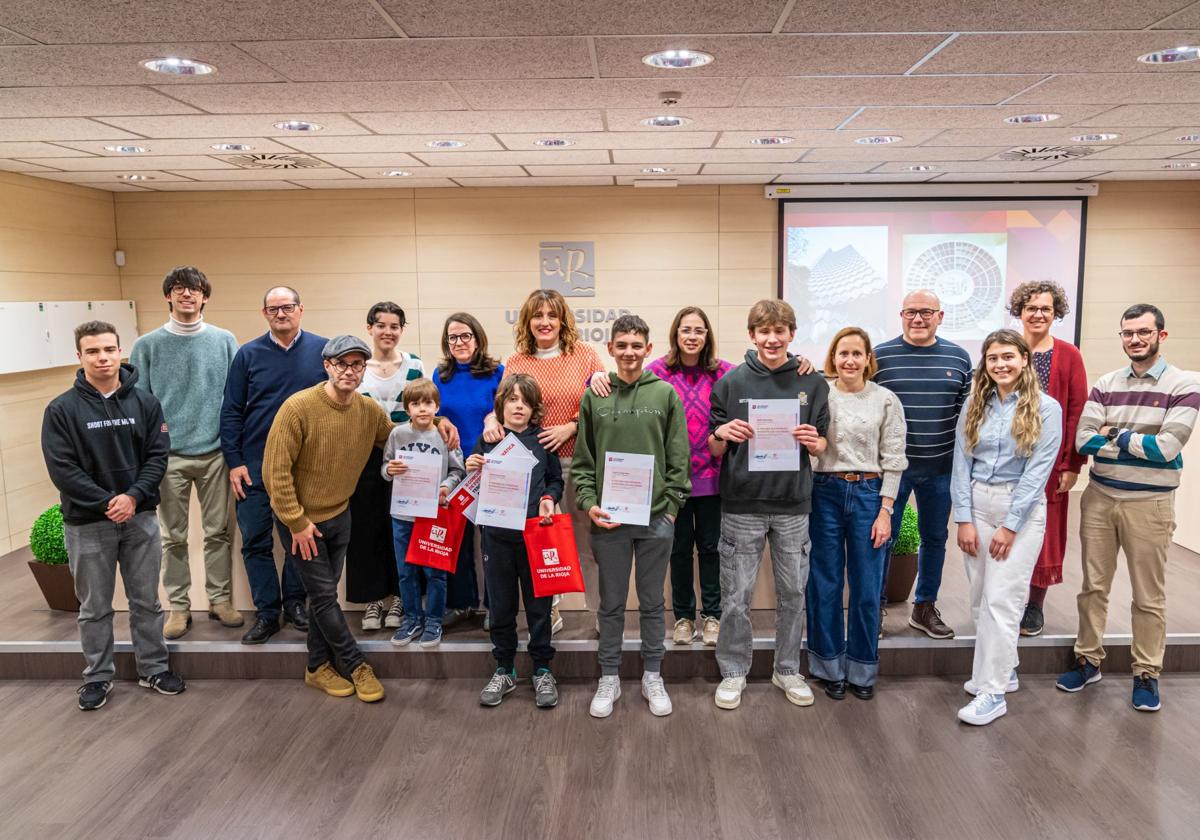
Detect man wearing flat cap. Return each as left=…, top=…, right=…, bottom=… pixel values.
left=262, top=334, right=394, bottom=702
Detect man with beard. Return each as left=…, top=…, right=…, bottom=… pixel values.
left=1057, top=304, right=1197, bottom=713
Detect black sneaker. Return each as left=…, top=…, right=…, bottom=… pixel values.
left=77, top=681, right=112, bottom=711
left=241, top=616, right=280, bottom=645
left=1019, top=603, right=1044, bottom=637
left=282, top=601, right=309, bottom=631
left=139, top=670, right=186, bottom=695
left=823, top=679, right=847, bottom=701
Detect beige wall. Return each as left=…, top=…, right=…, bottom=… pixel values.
left=0, top=172, right=120, bottom=552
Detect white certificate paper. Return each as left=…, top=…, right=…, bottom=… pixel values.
left=388, top=450, right=443, bottom=518
left=600, top=451, right=655, bottom=526
left=748, top=399, right=800, bottom=472
left=476, top=455, right=533, bottom=531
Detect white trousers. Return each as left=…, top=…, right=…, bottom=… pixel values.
left=963, top=482, right=1046, bottom=695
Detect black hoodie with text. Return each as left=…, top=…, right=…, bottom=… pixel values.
left=41, top=364, right=171, bottom=526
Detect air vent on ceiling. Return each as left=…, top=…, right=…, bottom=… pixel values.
left=995, top=146, right=1098, bottom=162
left=223, top=153, right=327, bottom=170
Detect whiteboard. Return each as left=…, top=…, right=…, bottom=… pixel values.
left=92, top=300, right=139, bottom=356
left=0, top=300, right=139, bottom=375
left=0, top=302, right=51, bottom=375
left=44, top=301, right=93, bottom=368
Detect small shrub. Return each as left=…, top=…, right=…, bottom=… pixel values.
left=891, top=504, right=921, bottom=556
left=30, top=504, right=69, bottom=565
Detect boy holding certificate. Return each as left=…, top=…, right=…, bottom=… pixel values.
left=467, top=374, right=564, bottom=708
left=381, top=380, right=465, bottom=649
left=708, top=299, right=829, bottom=711
left=573, top=315, right=690, bottom=719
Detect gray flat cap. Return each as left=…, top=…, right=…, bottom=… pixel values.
left=322, top=334, right=371, bottom=360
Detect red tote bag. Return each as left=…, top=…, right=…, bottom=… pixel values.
left=523, top=514, right=585, bottom=598
left=405, top=489, right=471, bottom=572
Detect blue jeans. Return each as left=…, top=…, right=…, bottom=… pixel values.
left=806, top=474, right=886, bottom=687
left=235, top=462, right=306, bottom=621
left=393, top=519, right=447, bottom=627
left=885, top=471, right=952, bottom=605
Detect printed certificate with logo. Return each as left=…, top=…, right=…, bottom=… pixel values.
left=388, top=450, right=444, bottom=518
left=476, top=454, right=533, bottom=531
left=600, top=451, right=655, bottom=526
left=747, top=399, right=800, bottom=472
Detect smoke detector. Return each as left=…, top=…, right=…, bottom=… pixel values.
left=224, top=153, right=327, bottom=170
left=995, top=146, right=1097, bottom=162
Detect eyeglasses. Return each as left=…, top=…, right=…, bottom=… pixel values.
left=1118, top=328, right=1158, bottom=342
left=1022, top=306, right=1055, bottom=317
left=170, top=284, right=200, bottom=296
left=446, top=332, right=475, bottom=345
left=330, top=359, right=367, bottom=373
left=678, top=327, right=708, bottom=337
left=901, top=308, right=938, bottom=321
left=264, top=303, right=298, bottom=316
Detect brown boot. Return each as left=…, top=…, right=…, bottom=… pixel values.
left=163, top=610, right=192, bottom=640
left=909, top=601, right=954, bottom=639
left=207, top=600, right=245, bottom=628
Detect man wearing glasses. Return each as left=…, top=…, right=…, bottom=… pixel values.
left=1058, top=304, right=1197, bottom=713
left=220, top=287, right=327, bottom=644
left=873, top=290, right=972, bottom=639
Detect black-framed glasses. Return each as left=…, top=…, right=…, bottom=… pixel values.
left=446, top=332, right=475, bottom=345
left=170, top=284, right=201, bottom=296
left=1118, top=328, right=1157, bottom=342
left=330, top=359, right=366, bottom=373
left=264, top=303, right=298, bottom=316
left=901, top=308, right=938, bottom=320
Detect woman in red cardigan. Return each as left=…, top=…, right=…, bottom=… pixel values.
left=1010, top=281, right=1089, bottom=636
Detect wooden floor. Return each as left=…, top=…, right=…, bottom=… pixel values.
left=1, top=675, right=1198, bottom=839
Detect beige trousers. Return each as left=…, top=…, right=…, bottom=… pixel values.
left=158, top=449, right=234, bottom=610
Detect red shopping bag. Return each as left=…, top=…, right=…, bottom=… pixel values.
left=523, top=514, right=585, bottom=598
left=405, top=491, right=470, bottom=572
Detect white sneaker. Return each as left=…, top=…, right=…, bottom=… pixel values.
left=641, top=672, right=672, bottom=716
left=589, top=675, right=622, bottom=718
left=963, top=669, right=1019, bottom=696
left=957, top=692, right=1007, bottom=726
left=672, top=618, right=696, bottom=645
left=714, top=676, right=747, bottom=710
left=550, top=605, right=564, bottom=636
left=384, top=597, right=404, bottom=629
left=771, top=672, right=815, bottom=707
left=361, top=600, right=384, bottom=631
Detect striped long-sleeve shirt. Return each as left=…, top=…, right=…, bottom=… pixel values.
left=1076, top=357, right=1199, bottom=498
left=873, top=336, right=973, bottom=476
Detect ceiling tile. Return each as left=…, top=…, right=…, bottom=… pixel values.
left=1075, top=104, right=1200, bottom=126
left=770, top=173, right=937, bottom=183
left=0, top=1, right=393, bottom=43
left=595, top=34, right=944, bottom=78
left=497, top=131, right=718, bottom=149
left=1091, top=169, right=1200, bottom=179
left=916, top=32, right=1200, bottom=75
left=0, top=158, right=56, bottom=172
left=713, top=128, right=947, bottom=147
left=290, top=178, right=457, bottom=189
left=1152, top=5, right=1200, bottom=27
left=1130, top=126, right=1200, bottom=144
left=923, top=126, right=1163, bottom=146
left=1040, top=158, right=1200, bottom=171
left=604, top=108, right=854, bottom=131
left=411, top=149, right=612, bottom=165
left=380, top=0, right=785, bottom=36
left=93, top=114, right=373, bottom=138
left=701, top=162, right=877, bottom=174
left=740, top=75, right=1040, bottom=107
left=931, top=172, right=1102, bottom=182
left=165, top=167, right=355, bottom=180
left=613, top=148, right=801, bottom=163
left=354, top=110, right=604, bottom=134
left=140, top=180, right=306, bottom=190
left=289, top=135, right=504, bottom=155
left=156, top=81, right=467, bottom=115
left=0, top=118, right=139, bottom=141
left=0, top=86, right=199, bottom=117
left=454, top=177, right=615, bottom=187
left=846, top=106, right=1111, bottom=130
left=276, top=136, right=438, bottom=155
left=19, top=155, right=238, bottom=171
left=781, top=1, right=1188, bottom=31
left=870, top=160, right=1054, bottom=173
left=29, top=170, right=197, bottom=183
left=713, top=131, right=820, bottom=148
left=455, top=78, right=746, bottom=109
left=0, top=140, right=93, bottom=157
left=1012, top=73, right=1200, bottom=105
left=0, top=44, right=285, bottom=86
left=53, top=137, right=304, bottom=156
left=616, top=175, right=771, bottom=184
left=288, top=155, right=446, bottom=171
left=1082, top=145, right=1200, bottom=160
left=524, top=164, right=704, bottom=176
left=238, top=37, right=592, bottom=82
left=340, top=165, right=528, bottom=178
left=0, top=25, right=35, bottom=45
left=802, top=146, right=1009, bottom=162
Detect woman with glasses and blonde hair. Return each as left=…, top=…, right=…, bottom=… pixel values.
left=1008, top=281, right=1089, bottom=637
left=951, top=329, right=1061, bottom=726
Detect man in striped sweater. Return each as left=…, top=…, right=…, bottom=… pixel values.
left=1058, top=304, right=1198, bottom=712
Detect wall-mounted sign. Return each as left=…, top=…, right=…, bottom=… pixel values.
left=540, top=241, right=595, bottom=297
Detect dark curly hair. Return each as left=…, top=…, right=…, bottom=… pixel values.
left=1008, top=281, right=1070, bottom=320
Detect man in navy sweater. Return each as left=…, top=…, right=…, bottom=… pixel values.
left=873, top=289, right=972, bottom=640
left=220, top=286, right=327, bottom=644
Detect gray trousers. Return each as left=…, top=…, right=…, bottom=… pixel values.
left=591, top=515, right=674, bottom=676
left=65, top=511, right=169, bottom=683
left=715, top=512, right=810, bottom=679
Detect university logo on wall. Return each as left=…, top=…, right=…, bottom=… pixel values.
left=540, top=241, right=595, bottom=297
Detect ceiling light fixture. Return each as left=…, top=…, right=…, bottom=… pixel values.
left=211, top=143, right=254, bottom=151
left=104, top=145, right=148, bottom=154
left=855, top=135, right=904, bottom=145
left=533, top=138, right=575, bottom=147
left=641, top=49, right=714, bottom=69
left=141, top=57, right=215, bottom=76
left=1070, top=133, right=1120, bottom=142
left=750, top=136, right=795, bottom=145
left=1177, top=134, right=1200, bottom=142
left=1163, top=161, right=1200, bottom=169
left=906, top=165, right=938, bottom=172
left=1003, top=113, right=1061, bottom=125
left=116, top=174, right=154, bottom=181
left=640, top=115, right=692, bottom=128
left=641, top=167, right=675, bottom=174
left=427, top=139, right=467, bottom=148
left=381, top=170, right=413, bottom=177
left=273, top=120, right=322, bottom=132
left=1138, top=45, right=1200, bottom=64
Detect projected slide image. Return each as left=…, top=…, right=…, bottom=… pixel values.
left=785, top=226, right=890, bottom=352
left=903, top=233, right=1008, bottom=337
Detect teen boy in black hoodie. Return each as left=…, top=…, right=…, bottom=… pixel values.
left=41, top=321, right=185, bottom=711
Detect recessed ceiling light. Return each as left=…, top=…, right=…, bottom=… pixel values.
left=211, top=143, right=254, bottom=151
left=381, top=170, right=413, bottom=177
left=1003, top=113, right=1061, bottom=125
left=1138, top=45, right=1200, bottom=64
left=104, top=145, right=148, bottom=154
left=906, top=165, right=939, bottom=172
left=1177, top=134, right=1200, bottom=142
left=750, top=136, right=795, bottom=145
left=855, top=135, right=904, bottom=145
left=1070, top=133, right=1120, bottom=142
left=641, top=115, right=692, bottom=128
left=533, top=138, right=575, bottom=147
left=1163, top=161, right=1200, bottom=169
left=116, top=174, right=154, bottom=181
left=427, top=139, right=467, bottom=149
left=273, top=120, right=322, bottom=132
left=641, top=49, right=714, bottom=69
left=641, top=167, right=675, bottom=174
left=141, top=57, right=215, bottom=76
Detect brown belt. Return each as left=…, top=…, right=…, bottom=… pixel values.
left=829, top=472, right=880, bottom=482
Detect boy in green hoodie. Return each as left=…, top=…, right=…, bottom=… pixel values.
left=573, top=314, right=690, bottom=719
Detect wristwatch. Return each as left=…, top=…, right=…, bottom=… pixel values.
left=1106, top=427, right=1121, bottom=442
left=881, top=503, right=894, bottom=515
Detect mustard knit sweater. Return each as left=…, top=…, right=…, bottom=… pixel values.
left=263, top=383, right=393, bottom=531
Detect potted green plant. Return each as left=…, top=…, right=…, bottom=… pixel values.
left=27, top=504, right=80, bottom=611
left=883, top=503, right=920, bottom=604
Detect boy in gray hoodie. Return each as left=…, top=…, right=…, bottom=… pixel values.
left=708, top=300, right=829, bottom=711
